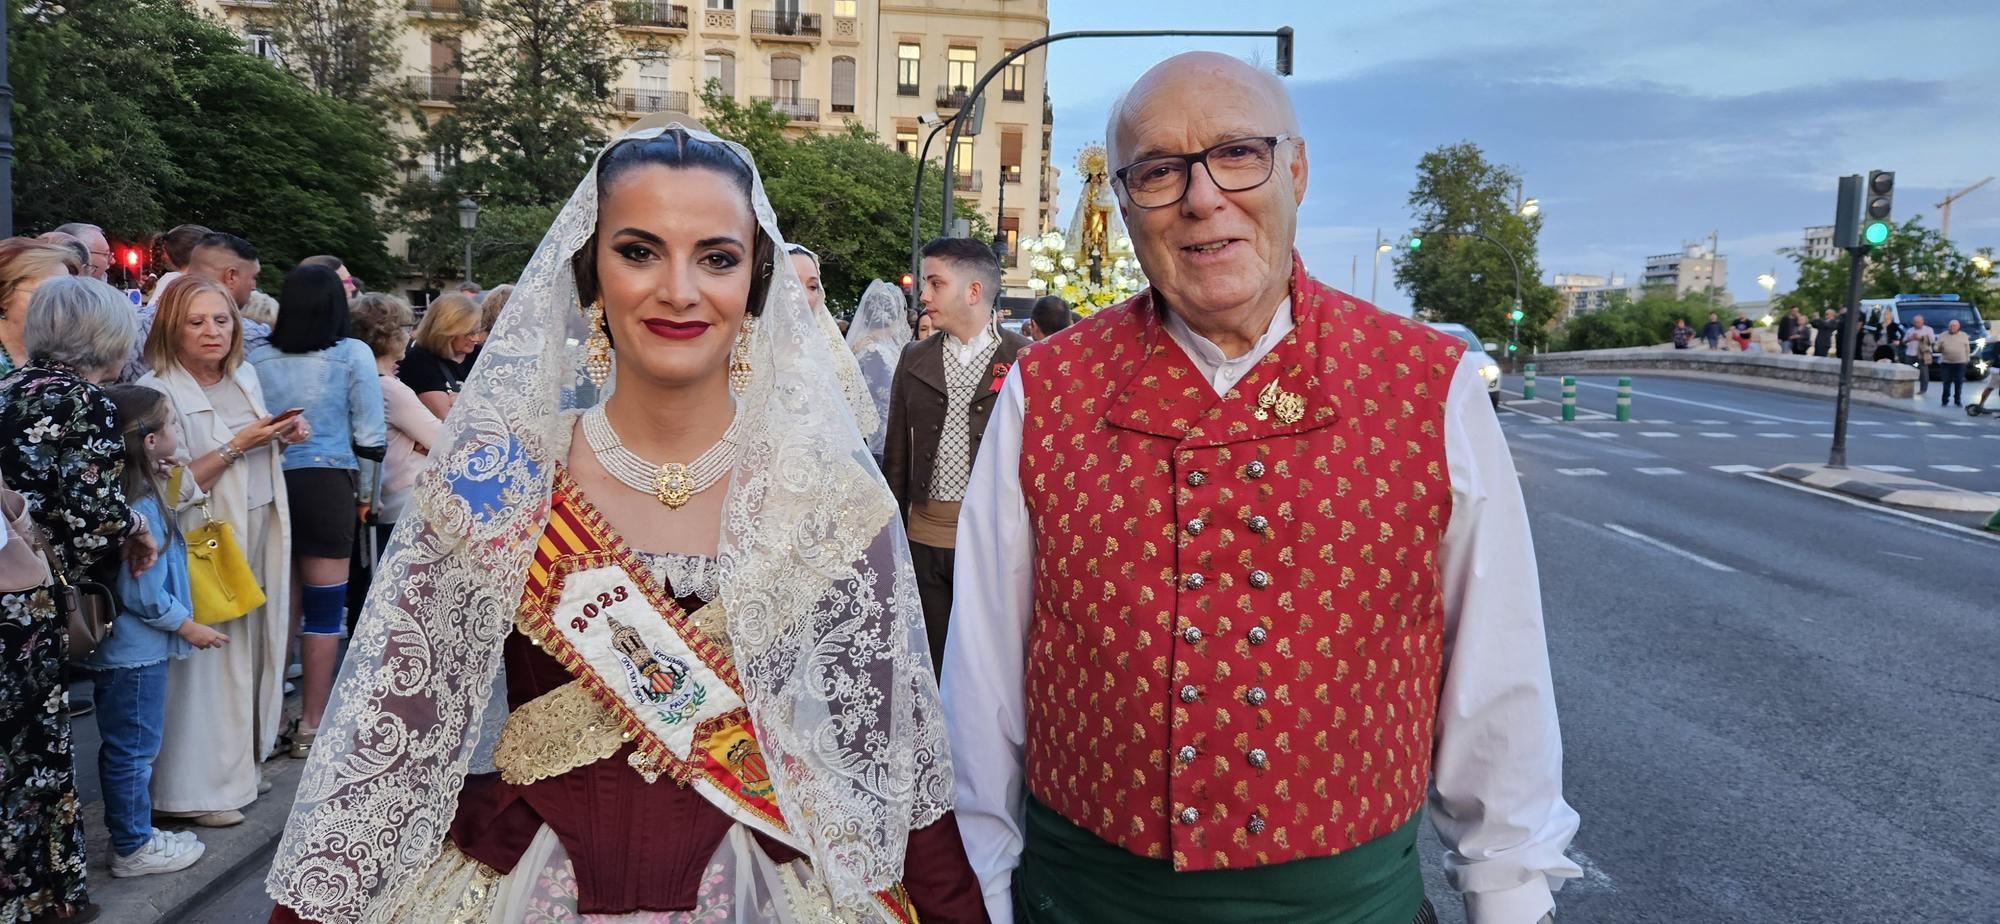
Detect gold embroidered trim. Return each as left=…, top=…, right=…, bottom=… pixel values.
left=492, top=679, right=628, bottom=786
left=382, top=841, right=502, bottom=924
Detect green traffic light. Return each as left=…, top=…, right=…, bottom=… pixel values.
left=1862, top=221, right=1890, bottom=246
left=1510, top=310, right=1524, bottom=322
left=1407, top=236, right=1422, bottom=251
left=1505, top=343, right=1518, bottom=352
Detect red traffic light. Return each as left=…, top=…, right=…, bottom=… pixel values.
left=123, top=248, right=142, bottom=268
left=899, top=273, right=914, bottom=290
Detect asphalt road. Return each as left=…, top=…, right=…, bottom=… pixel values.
left=176, top=373, right=1999, bottom=923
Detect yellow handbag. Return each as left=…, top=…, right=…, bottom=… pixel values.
left=171, top=468, right=267, bottom=625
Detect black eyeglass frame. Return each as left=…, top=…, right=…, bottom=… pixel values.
left=1112, top=134, right=1297, bottom=210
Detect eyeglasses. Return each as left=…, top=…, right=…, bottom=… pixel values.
left=1113, top=135, right=1293, bottom=210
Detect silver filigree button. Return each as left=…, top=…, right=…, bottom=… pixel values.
left=1248, top=515, right=1269, bottom=532
left=1246, top=687, right=1267, bottom=706
left=1186, top=518, right=1205, bottom=536
left=1182, top=626, right=1203, bottom=644
left=1180, top=684, right=1200, bottom=703
left=1247, top=814, right=1266, bottom=835
left=1185, top=572, right=1205, bottom=590
left=1248, top=627, right=1268, bottom=645
left=1248, top=570, right=1271, bottom=589
left=1179, top=806, right=1200, bottom=825
left=1246, top=460, right=1266, bottom=478
left=1247, top=748, right=1268, bottom=769
left=1188, top=471, right=1207, bottom=487
left=1178, top=745, right=1197, bottom=763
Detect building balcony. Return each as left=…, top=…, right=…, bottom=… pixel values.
left=407, top=74, right=466, bottom=102
left=1042, top=98, right=1053, bottom=125
left=896, top=82, right=920, bottom=97
left=831, top=100, right=855, bottom=114
left=1002, top=87, right=1025, bottom=102
left=613, top=1, right=688, bottom=30
left=405, top=0, right=478, bottom=17
left=1001, top=165, right=1022, bottom=185
left=753, top=95, right=819, bottom=122
left=617, top=87, right=689, bottom=114
left=936, top=85, right=970, bottom=110
left=951, top=169, right=983, bottom=193
left=749, top=10, right=821, bottom=41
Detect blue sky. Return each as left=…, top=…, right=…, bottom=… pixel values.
left=1042, top=0, right=2000, bottom=314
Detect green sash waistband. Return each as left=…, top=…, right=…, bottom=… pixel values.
left=1013, top=796, right=1423, bottom=924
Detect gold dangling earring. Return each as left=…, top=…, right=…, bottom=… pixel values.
left=729, top=317, right=757, bottom=396
left=583, top=298, right=612, bottom=387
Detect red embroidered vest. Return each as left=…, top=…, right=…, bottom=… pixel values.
left=1017, top=257, right=1464, bottom=871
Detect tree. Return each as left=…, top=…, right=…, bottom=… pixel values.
left=266, top=0, right=405, bottom=109
left=10, top=0, right=395, bottom=287
left=1555, top=287, right=1726, bottom=351
left=1780, top=217, right=1996, bottom=317
left=1393, top=142, right=1558, bottom=348
left=398, top=0, right=630, bottom=284
left=700, top=84, right=989, bottom=311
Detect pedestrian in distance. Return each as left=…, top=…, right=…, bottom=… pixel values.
left=1903, top=313, right=1936, bottom=395
left=1812, top=308, right=1839, bottom=357
left=1876, top=311, right=1903, bottom=363
left=1775, top=309, right=1799, bottom=352
left=1671, top=317, right=1694, bottom=349
left=1701, top=312, right=1724, bottom=349
left=1784, top=307, right=1810, bottom=354
left=1728, top=314, right=1753, bottom=350
left=88, top=386, right=226, bottom=878
left=1936, top=319, right=1971, bottom=407
left=1022, top=295, right=1075, bottom=342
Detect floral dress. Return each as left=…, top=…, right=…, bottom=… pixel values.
left=0, top=362, right=133, bottom=923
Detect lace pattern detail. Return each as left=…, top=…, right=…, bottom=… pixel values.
left=636, top=551, right=721, bottom=604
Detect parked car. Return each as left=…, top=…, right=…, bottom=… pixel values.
left=1428, top=322, right=1503, bottom=408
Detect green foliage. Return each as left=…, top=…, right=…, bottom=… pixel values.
left=9, top=0, right=395, bottom=288
left=1555, top=287, right=1728, bottom=351
left=398, top=0, right=628, bottom=285
left=1393, top=142, right=1558, bottom=348
left=1780, top=217, right=1996, bottom=318
left=266, top=0, right=405, bottom=109
left=699, top=84, right=989, bottom=308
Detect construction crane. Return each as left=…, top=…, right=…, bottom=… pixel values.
left=1936, top=176, right=1993, bottom=240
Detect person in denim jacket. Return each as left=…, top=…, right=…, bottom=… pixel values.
left=245, top=265, right=384, bottom=757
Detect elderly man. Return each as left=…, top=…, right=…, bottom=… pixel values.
left=943, top=53, right=1579, bottom=924
left=54, top=222, right=112, bottom=281
left=300, top=254, right=357, bottom=301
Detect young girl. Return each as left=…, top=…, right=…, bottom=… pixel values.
left=86, top=386, right=228, bottom=877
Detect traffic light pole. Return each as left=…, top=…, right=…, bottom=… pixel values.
left=1827, top=243, right=1869, bottom=468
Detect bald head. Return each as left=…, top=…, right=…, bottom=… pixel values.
left=1106, top=53, right=1298, bottom=169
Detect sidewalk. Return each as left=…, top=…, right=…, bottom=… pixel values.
left=70, top=682, right=302, bottom=924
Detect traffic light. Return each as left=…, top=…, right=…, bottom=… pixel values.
left=899, top=272, right=914, bottom=292
left=1506, top=343, right=1518, bottom=353
left=1406, top=235, right=1422, bottom=251
left=1509, top=308, right=1525, bottom=323
left=123, top=248, right=142, bottom=271
left=1862, top=170, right=1894, bottom=246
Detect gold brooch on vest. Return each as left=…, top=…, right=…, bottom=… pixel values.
left=1254, top=379, right=1306, bottom=425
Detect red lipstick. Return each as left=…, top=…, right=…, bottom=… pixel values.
left=643, top=319, right=712, bottom=340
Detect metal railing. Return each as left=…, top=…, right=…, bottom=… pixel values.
left=1001, top=166, right=1022, bottom=185
left=936, top=84, right=970, bottom=109
left=749, top=10, right=821, bottom=37
left=614, top=1, right=688, bottom=28
left=408, top=74, right=466, bottom=101
left=1002, top=87, right=1025, bottom=102
left=954, top=168, right=983, bottom=192
left=405, top=0, right=478, bottom=16
left=753, top=95, right=820, bottom=121
left=616, top=87, right=689, bottom=114
left=896, top=82, right=920, bottom=97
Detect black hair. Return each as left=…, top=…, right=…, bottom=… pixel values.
left=300, top=254, right=346, bottom=273
left=920, top=237, right=1002, bottom=307
left=1031, top=295, right=1074, bottom=337
left=575, top=128, right=775, bottom=321
left=269, top=264, right=351, bottom=353
left=103, top=385, right=180, bottom=545
left=194, top=232, right=259, bottom=264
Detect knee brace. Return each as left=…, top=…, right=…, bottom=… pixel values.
left=302, top=583, right=348, bottom=636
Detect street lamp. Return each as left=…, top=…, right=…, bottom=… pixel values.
left=1370, top=230, right=1393, bottom=304
left=456, top=197, right=480, bottom=286
left=1973, top=253, right=1994, bottom=274
left=1519, top=197, right=1540, bottom=218
left=1756, top=271, right=1776, bottom=310
left=907, top=112, right=959, bottom=308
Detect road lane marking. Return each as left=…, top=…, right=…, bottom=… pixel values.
left=1853, top=421, right=1883, bottom=426
left=1556, top=468, right=1608, bottom=476
left=1694, top=419, right=1727, bottom=425
left=1514, top=432, right=1554, bottom=439
left=1930, top=434, right=1970, bottom=440
left=1862, top=465, right=1913, bottom=473
left=1698, top=432, right=1737, bottom=438
left=1885, top=551, right=1924, bottom=560
left=1876, top=433, right=1910, bottom=439
left=1906, top=421, right=1935, bottom=427
left=1579, top=431, right=1619, bottom=439
left=1948, top=421, right=1976, bottom=427
left=1639, top=431, right=1677, bottom=438
left=1566, top=846, right=1619, bottom=894
left=1603, top=523, right=1737, bottom=572
left=1931, top=464, right=1981, bottom=472
left=1740, top=473, right=2000, bottom=545
left=1567, top=380, right=1798, bottom=420
left=1710, top=464, right=1762, bottom=473
left=1636, top=467, right=1684, bottom=475
left=1756, top=432, right=1796, bottom=438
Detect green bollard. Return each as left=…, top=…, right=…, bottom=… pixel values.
left=1986, top=507, right=1999, bottom=533
left=1522, top=363, right=1537, bottom=401
left=1615, top=377, right=1632, bottom=422
left=1561, top=376, right=1577, bottom=422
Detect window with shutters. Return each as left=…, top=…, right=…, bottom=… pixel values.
left=1002, top=49, right=1027, bottom=101
left=704, top=51, right=735, bottom=98
left=896, top=129, right=919, bottom=157
left=706, top=0, right=733, bottom=9
left=1001, top=129, right=1023, bottom=184
left=834, top=0, right=856, bottom=15
left=246, top=29, right=279, bottom=63
left=637, top=53, right=670, bottom=94
left=897, top=42, right=920, bottom=96
left=831, top=56, right=856, bottom=113
left=946, top=46, right=976, bottom=93
left=954, top=137, right=974, bottom=178
left=770, top=54, right=801, bottom=103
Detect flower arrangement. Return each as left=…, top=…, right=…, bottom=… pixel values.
left=1021, top=231, right=1146, bottom=316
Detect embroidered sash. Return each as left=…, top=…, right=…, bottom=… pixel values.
left=508, top=468, right=919, bottom=923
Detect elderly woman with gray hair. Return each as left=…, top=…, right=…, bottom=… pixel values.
left=0, top=275, right=160, bottom=922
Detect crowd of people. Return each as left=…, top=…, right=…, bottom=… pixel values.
left=0, top=218, right=513, bottom=920
left=1672, top=305, right=1987, bottom=408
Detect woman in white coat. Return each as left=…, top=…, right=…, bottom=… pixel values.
left=137, top=276, right=303, bottom=827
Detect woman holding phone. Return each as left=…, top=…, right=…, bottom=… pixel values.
left=246, top=265, right=384, bottom=760
left=137, top=276, right=306, bottom=826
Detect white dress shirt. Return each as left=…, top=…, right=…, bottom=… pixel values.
left=942, top=307, right=1581, bottom=924
left=942, top=325, right=996, bottom=367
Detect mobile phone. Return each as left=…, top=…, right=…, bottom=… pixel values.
left=271, top=407, right=306, bottom=424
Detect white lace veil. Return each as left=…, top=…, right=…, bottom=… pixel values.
left=267, top=123, right=952, bottom=922
left=844, top=280, right=911, bottom=455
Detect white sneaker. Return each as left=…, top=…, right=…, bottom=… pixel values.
left=286, top=662, right=303, bottom=680
left=110, top=830, right=205, bottom=877
left=152, top=826, right=197, bottom=848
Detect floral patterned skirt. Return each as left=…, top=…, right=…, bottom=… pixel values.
left=384, top=824, right=890, bottom=924
left=0, top=588, right=88, bottom=923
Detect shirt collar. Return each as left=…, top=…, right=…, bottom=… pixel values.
left=944, top=325, right=994, bottom=364
left=1162, top=298, right=1294, bottom=369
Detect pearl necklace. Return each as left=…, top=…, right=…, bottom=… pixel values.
left=582, top=405, right=743, bottom=509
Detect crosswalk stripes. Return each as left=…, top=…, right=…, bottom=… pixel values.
left=1862, top=465, right=1913, bottom=473
left=1755, top=433, right=1796, bottom=438
left=1930, top=464, right=1982, bottom=473
left=1639, top=431, right=1677, bottom=438
left=1555, top=468, right=1608, bottom=476
left=1635, top=467, right=1684, bottom=476
left=1710, top=464, right=1763, bottom=474
left=1698, top=432, right=1737, bottom=438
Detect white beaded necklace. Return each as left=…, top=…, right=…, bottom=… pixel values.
left=582, top=404, right=743, bottom=509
